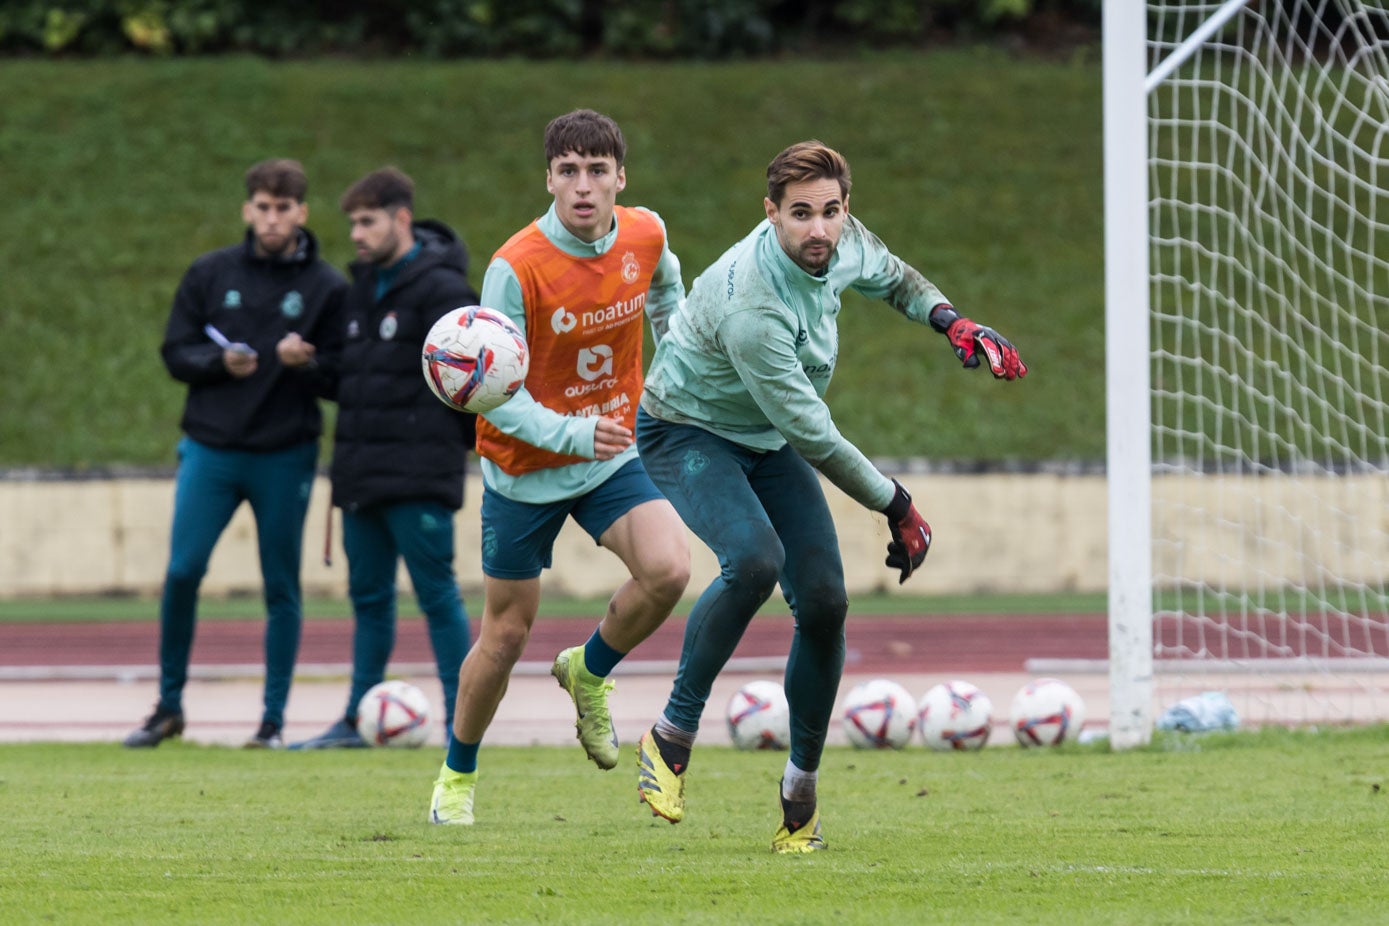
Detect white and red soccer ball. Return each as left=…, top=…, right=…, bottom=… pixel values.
left=356, top=680, right=433, bottom=748
left=841, top=678, right=917, bottom=749
left=1010, top=677, right=1086, bottom=747
left=917, top=679, right=993, bottom=751
left=422, top=305, right=529, bottom=413
left=725, top=680, right=791, bottom=750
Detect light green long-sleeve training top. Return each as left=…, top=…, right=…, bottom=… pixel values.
left=640, top=213, right=949, bottom=513
left=478, top=203, right=685, bottom=504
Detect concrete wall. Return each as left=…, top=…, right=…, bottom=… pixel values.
left=1, top=471, right=1383, bottom=600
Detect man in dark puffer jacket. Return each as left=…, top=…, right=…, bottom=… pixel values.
left=292, top=167, right=478, bottom=748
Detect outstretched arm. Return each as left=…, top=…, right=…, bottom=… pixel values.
left=847, top=216, right=1028, bottom=381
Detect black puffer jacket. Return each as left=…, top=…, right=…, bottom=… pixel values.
left=330, top=220, right=479, bottom=511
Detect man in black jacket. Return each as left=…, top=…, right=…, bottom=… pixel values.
left=125, top=158, right=347, bottom=750
left=292, top=167, right=477, bottom=749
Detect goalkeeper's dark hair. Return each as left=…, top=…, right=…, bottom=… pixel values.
left=544, top=109, right=626, bottom=166
left=244, top=158, right=308, bottom=202
left=766, top=141, right=852, bottom=206
left=339, top=167, right=415, bottom=214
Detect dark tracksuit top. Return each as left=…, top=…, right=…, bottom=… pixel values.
left=161, top=227, right=347, bottom=449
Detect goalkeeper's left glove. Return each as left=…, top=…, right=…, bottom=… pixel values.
left=929, top=304, right=1028, bottom=381
left=882, top=479, right=931, bottom=585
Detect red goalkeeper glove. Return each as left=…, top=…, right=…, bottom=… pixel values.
left=929, top=305, right=1028, bottom=381
left=882, top=479, right=931, bottom=585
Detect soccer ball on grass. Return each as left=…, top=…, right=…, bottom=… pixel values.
left=1009, top=677, right=1086, bottom=747
left=422, top=305, right=529, bottom=413
left=841, top=678, right=917, bottom=749
left=356, top=680, right=433, bottom=748
left=917, top=679, right=993, bottom=751
left=725, top=680, right=791, bottom=750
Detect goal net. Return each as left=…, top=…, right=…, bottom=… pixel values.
left=1138, top=0, right=1389, bottom=730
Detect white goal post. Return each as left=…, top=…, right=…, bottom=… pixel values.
left=1104, top=0, right=1389, bottom=748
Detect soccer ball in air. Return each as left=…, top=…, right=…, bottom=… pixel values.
left=725, top=680, right=791, bottom=750
left=841, top=679, right=917, bottom=749
left=917, top=680, right=994, bottom=751
left=422, top=305, right=529, bottom=413
left=356, top=680, right=433, bottom=748
left=1010, top=677, right=1086, bottom=747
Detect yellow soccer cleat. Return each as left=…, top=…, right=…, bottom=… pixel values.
left=637, top=728, right=686, bottom=823
left=772, top=809, right=826, bottom=854
left=429, top=765, right=476, bottom=825
left=551, top=646, right=619, bottom=770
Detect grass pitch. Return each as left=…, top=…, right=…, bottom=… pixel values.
left=5, top=727, right=1387, bottom=925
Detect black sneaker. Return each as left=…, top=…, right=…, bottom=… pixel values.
left=244, top=721, right=284, bottom=749
left=288, top=717, right=367, bottom=750
left=123, top=707, right=185, bottom=748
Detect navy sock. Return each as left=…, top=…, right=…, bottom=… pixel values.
left=582, top=629, right=625, bottom=678
left=445, top=738, right=479, bottom=774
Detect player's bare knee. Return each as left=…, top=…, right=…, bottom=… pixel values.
left=480, top=621, right=531, bottom=666
left=641, top=554, right=690, bottom=608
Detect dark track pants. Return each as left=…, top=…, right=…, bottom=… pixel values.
left=158, top=436, right=317, bottom=727
left=341, top=501, right=469, bottom=728
left=636, top=409, right=847, bottom=772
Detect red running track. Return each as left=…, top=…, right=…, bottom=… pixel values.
left=0, top=613, right=1107, bottom=674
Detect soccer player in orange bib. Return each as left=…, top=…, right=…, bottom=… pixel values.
left=430, top=110, right=690, bottom=825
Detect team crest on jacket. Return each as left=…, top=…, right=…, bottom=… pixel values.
left=280, top=290, right=304, bottom=318
left=379, top=312, right=398, bottom=340
left=621, top=251, right=640, bottom=284
left=223, top=290, right=242, bottom=309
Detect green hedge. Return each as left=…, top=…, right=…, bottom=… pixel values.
left=0, top=0, right=1101, bottom=58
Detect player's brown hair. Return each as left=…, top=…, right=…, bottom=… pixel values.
left=543, top=109, right=626, bottom=166
left=244, top=158, right=308, bottom=202
left=765, top=141, right=852, bottom=206
left=339, top=166, right=415, bottom=213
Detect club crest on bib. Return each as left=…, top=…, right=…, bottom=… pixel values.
left=621, top=251, right=640, bottom=284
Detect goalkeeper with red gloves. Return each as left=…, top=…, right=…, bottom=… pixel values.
left=633, top=140, right=1026, bottom=853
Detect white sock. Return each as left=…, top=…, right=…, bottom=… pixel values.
left=781, top=761, right=818, bottom=803
left=653, top=714, right=696, bottom=749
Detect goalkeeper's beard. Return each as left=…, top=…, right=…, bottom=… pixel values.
left=791, top=239, right=835, bottom=275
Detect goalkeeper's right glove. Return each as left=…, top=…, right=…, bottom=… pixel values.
left=882, top=479, right=931, bottom=585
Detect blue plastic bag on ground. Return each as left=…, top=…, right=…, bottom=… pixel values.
left=1156, top=691, right=1240, bottom=733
